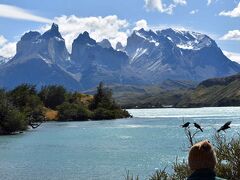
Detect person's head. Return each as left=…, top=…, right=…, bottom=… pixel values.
left=188, top=140, right=217, bottom=171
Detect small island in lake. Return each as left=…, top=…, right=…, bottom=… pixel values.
left=0, top=82, right=130, bottom=135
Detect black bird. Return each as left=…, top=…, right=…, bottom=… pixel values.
left=182, top=122, right=190, bottom=128
left=217, top=121, right=232, bottom=132
left=194, top=123, right=203, bottom=132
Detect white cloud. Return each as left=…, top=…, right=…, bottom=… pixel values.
left=134, top=19, right=149, bottom=30
left=144, top=0, right=187, bottom=14
left=0, top=35, right=16, bottom=58
left=219, top=2, right=240, bottom=17
left=0, top=15, right=131, bottom=57
left=40, top=15, right=129, bottom=50
left=223, top=50, right=240, bottom=64
left=0, top=35, right=7, bottom=46
left=207, top=0, right=212, bottom=6
left=189, top=9, right=199, bottom=15
left=144, top=0, right=175, bottom=14
left=0, top=4, right=52, bottom=23
left=173, top=0, right=187, bottom=5
left=220, top=30, right=240, bottom=40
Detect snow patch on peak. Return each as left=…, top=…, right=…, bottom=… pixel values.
left=135, top=31, right=147, bottom=40
left=149, top=40, right=159, bottom=46
left=158, top=28, right=214, bottom=50
left=177, top=44, right=194, bottom=50
left=134, top=30, right=160, bottom=46
left=167, top=36, right=173, bottom=42
left=131, top=48, right=148, bottom=63
left=55, top=37, right=64, bottom=42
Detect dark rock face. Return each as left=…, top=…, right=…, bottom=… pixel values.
left=116, top=42, right=124, bottom=51
left=14, top=23, right=69, bottom=66
left=70, top=32, right=138, bottom=89
left=0, top=24, right=78, bottom=90
left=41, top=23, right=63, bottom=40
left=71, top=32, right=128, bottom=69
left=98, top=39, right=112, bottom=49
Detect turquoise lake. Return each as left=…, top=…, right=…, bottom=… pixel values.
left=0, top=107, right=240, bottom=180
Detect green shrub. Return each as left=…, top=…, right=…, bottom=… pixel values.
left=8, top=84, right=44, bottom=126
left=93, top=108, right=114, bottom=120
left=215, top=134, right=240, bottom=180
left=39, top=85, right=67, bottom=109
left=90, top=82, right=131, bottom=120
left=1, top=108, right=27, bottom=134
left=92, top=108, right=129, bottom=120
left=171, top=160, right=191, bottom=180
left=0, top=90, right=27, bottom=134
left=149, top=169, right=168, bottom=180
left=124, top=170, right=139, bottom=180
left=8, top=84, right=38, bottom=110
left=57, top=102, right=92, bottom=121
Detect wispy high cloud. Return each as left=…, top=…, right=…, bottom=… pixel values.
left=219, top=2, right=240, bottom=17
left=0, top=4, right=52, bottom=23
left=220, top=30, right=240, bottom=40
left=144, top=0, right=186, bottom=15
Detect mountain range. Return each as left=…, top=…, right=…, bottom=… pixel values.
left=0, top=23, right=239, bottom=90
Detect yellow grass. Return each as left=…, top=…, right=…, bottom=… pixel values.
left=43, top=108, right=59, bottom=121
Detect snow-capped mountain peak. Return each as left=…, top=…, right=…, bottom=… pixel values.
left=157, top=28, right=215, bottom=50
left=0, top=24, right=239, bottom=91
left=125, top=28, right=239, bottom=83
left=133, top=29, right=159, bottom=44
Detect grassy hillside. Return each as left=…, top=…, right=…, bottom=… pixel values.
left=107, top=85, right=190, bottom=108
left=106, top=74, right=240, bottom=108
left=177, top=74, right=240, bottom=107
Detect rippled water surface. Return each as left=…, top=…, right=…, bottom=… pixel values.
left=0, top=107, right=239, bottom=180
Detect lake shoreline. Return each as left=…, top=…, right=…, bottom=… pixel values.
left=0, top=107, right=239, bottom=179
left=125, top=105, right=240, bottom=109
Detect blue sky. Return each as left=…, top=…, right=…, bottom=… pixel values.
left=0, top=0, right=239, bottom=62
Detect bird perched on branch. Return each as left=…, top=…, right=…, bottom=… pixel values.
left=182, top=122, right=190, bottom=128
left=194, top=123, right=203, bottom=132
left=217, top=121, right=232, bottom=132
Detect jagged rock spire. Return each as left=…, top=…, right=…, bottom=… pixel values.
left=74, top=31, right=96, bottom=45
left=41, top=23, right=63, bottom=40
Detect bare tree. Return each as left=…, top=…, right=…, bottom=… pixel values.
left=181, top=118, right=202, bottom=147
